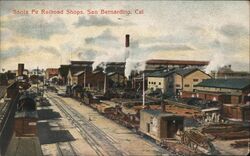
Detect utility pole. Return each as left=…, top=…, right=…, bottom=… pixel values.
left=37, top=66, right=39, bottom=95
left=104, top=73, right=106, bottom=94
left=84, top=71, right=86, bottom=88
left=142, top=72, right=145, bottom=108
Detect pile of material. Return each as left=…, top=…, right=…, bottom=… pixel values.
left=162, top=140, right=202, bottom=156
left=231, top=140, right=250, bottom=148
left=202, top=123, right=250, bottom=140
left=180, top=129, right=216, bottom=153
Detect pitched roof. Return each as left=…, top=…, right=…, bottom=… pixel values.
left=195, top=79, right=250, bottom=90
left=147, top=69, right=175, bottom=77
left=175, top=68, right=199, bottom=77
left=147, top=68, right=207, bottom=78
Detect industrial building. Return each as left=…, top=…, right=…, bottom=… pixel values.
left=45, top=68, right=58, bottom=80
left=193, top=79, right=250, bottom=104
left=67, top=61, right=93, bottom=85
left=210, top=65, right=250, bottom=79
left=146, top=68, right=211, bottom=96
left=145, top=59, right=209, bottom=71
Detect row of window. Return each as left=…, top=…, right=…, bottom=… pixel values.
left=148, top=81, right=161, bottom=85
left=176, top=84, right=190, bottom=87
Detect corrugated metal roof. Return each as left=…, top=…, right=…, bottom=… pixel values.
left=195, top=79, right=250, bottom=89
left=147, top=68, right=203, bottom=78
left=175, top=68, right=198, bottom=77
left=147, top=69, right=174, bottom=77
left=141, top=109, right=183, bottom=118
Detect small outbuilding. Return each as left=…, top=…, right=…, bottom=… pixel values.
left=140, top=109, right=184, bottom=141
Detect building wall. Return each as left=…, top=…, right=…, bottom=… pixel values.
left=148, top=77, right=167, bottom=93
left=222, top=105, right=243, bottom=121
left=195, top=86, right=242, bottom=94
left=67, top=71, right=73, bottom=85
left=183, top=70, right=211, bottom=92
left=139, top=112, right=160, bottom=140
left=173, top=74, right=183, bottom=95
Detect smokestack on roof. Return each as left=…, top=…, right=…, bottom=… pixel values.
left=18, top=63, right=24, bottom=76
left=125, top=34, right=130, bottom=48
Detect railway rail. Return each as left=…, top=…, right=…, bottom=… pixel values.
left=56, top=142, right=77, bottom=156
left=46, top=93, right=127, bottom=156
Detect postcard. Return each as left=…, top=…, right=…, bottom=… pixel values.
left=0, top=1, right=249, bottom=156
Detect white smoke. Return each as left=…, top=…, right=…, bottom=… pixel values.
left=125, top=58, right=146, bottom=78
left=205, top=52, right=228, bottom=73
left=124, top=42, right=147, bottom=78
left=92, top=47, right=126, bottom=71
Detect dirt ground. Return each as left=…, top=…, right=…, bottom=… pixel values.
left=39, top=91, right=170, bottom=155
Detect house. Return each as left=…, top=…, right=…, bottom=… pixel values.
left=139, top=109, right=184, bottom=141
left=45, top=68, right=58, bottom=80
left=194, top=79, right=250, bottom=104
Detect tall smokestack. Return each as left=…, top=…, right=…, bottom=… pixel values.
left=125, top=34, right=130, bottom=62
left=125, top=34, right=130, bottom=47
left=18, top=63, right=24, bottom=76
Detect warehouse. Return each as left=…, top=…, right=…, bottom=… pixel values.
left=194, top=79, right=250, bottom=104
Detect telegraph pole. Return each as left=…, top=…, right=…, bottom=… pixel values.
left=37, top=66, right=39, bottom=95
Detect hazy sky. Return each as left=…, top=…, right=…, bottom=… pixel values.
left=0, top=1, right=249, bottom=73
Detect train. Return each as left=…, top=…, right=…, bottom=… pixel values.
left=14, top=93, right=38, bottom=137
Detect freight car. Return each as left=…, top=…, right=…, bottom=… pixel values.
left=14, top=93, right=38, bottom=137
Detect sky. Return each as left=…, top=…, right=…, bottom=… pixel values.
left=0, top=1, right=249, bottom=75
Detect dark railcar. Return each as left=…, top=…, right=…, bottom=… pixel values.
left=14, top=94, right=38, bottom=137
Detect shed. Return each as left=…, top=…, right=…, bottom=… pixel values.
left=139, top=109, right=184, bottom=141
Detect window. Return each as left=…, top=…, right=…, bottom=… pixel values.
left=193, top=79, right=199, bottom=82
left=159, top=82, right=161, bottom=85
left=148, top=81, right=151, bottom=84
left=176, top=84, right=180, bottom=87
left=154, top=82, right=156, bottom=85
left=184, top=84, right=190, bottom=87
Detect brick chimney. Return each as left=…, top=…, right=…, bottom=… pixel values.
left=18, top=63, right=24, bottom=76
left=125, top=34, right=130, bottom=48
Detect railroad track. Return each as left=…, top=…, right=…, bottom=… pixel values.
left=46, top=93, right=127, bottom=156
left=56, top=142, right=77, bottom=156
